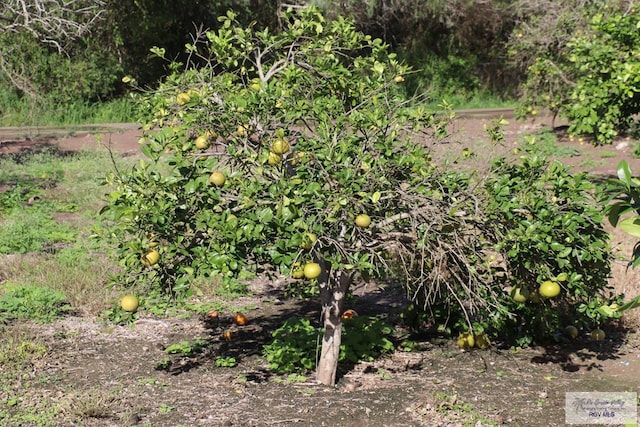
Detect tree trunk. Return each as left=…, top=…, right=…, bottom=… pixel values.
left=316, top=266, right=352, bottom=386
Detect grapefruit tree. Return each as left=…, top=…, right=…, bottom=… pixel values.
left=103, top=7, right=615, bottom=384
left=102, top=7, right=489, bottom=385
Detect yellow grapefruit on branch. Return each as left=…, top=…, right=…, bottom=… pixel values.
left=303, top=262, right=321, bottom=279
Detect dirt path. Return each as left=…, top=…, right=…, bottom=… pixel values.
left=2, top=114, right=640, bottom=426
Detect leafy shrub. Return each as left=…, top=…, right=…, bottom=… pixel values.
left=0, top=31, right=121, bottom=105
left=263, top=318, right=319, bottom=373
left=606, top=160, right=640, bottom=268
left=481, top=155, right=613, bottom=344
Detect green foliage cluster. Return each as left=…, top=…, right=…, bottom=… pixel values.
left=482, top=155, right=612, bottom=344
left=1, top=0, right=522, bottom=125
left=102, top=7, right=446, bottom=299
left=517, top=4, right=640, bottom=143
left=0, top=284, right=71, bottom=324
left=606, top=160, right=640, bottom=268
left=263, top=316, right=394, bottom=373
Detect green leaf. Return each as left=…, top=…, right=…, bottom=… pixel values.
left=617, top=160, right=632, bottom=186
left=619, top=216, right=640, bottom=238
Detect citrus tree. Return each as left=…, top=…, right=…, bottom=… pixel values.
left=102, top=7, right=498, bottom=385
left=514, top=3, right=640, bottom=144
left=103, top=7, right=616, bottom=384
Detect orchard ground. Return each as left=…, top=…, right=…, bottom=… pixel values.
left=1, top=112, right=640, bottom=426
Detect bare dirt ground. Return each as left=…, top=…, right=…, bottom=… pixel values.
left=2, top=113, right=640, bottom=426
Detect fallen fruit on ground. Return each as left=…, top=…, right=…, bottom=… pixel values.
left=510, top=286, right=529, bottom=303
left=539, top=280, right=561, bottom=298
left=564, top=325, right=579, bottom=339
left=342, top=309, right=358, bottom=320
left=195, top=135, right=210, bottom=149
left=355, top=214, right=371, bottom=228
left=270, top=137, right=290, bottom=155
left=457, top=332, right=475, bottom=350
left=120, top=295, right=139, bottom=312
left=223, top=330, right=233, bottom=340
left=303, top=262, right=321, bottom=279
left=209, top=171, right=226, bottom=187
left=206, top=310, right=219, bottom=320
left=590, top=329, right=605, bottom=341
left=268, top=151, right=282, bottom=165
left=234, top=313, right=248, bottom=326
left=474, top=333, right=490, bottom=349
left=142, top=249, right=160, bottom=267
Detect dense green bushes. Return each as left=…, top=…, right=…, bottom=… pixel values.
left=514, top=1, right=640, bottom=143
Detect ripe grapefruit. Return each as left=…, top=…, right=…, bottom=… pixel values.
left=142, top=249, right=160, bottom=267
left=120, top=295, right=139, bottom=312
left=271, top=137, right=290, bottom=155
left=209, top=171, right=226, bottom=187
left=510, top=286, right=529, bottom=303
left=539, top=281, right=561, bottom=298
left=303, top=262, right=321, bottom=279
left=355, top=214, right=371, bottom=228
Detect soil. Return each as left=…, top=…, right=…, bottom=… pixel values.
left=1, top=113, right=640, bottom=427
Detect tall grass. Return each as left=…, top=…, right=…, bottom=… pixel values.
left=0, top=94, right=136, bottom=127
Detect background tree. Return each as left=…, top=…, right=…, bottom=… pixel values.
left=511, top=0, right=640, bottom=143
left=0, top=0, right=107, bottom=100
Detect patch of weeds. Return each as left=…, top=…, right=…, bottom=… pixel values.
left=263, top=316, right=395, bottom=374
left=164, top=338, right=210, bottom=357
left=0, top=211, right=76, bottom=254
left=0, top=337, right=48, bottom=369
left=433, top=391, right=497, bottom=426
left=215, top=356, right=237, bottom=367
left=377, top=368, right=392, bottom=380
left=263, top=318, right=320, bottom=374
left=285, top=373, right=308, bottom=383
left=158, top=403, right=174, bottom=414
left=0, top=401, right=60, bottom=427
left=578, top=159, right=604, bottom=169
left=599, top=150, right=618, bottom=159
left=65, top=391, right=119, bottom=421
left=519, top=129, right=581, bottom=158
left=214, top=278, right=250, bottom=299
left=103, top=303, right=139, bottom=326
left=0, top=284, right=71, bottom=323
left=633, top=142, right=640, bottom=159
